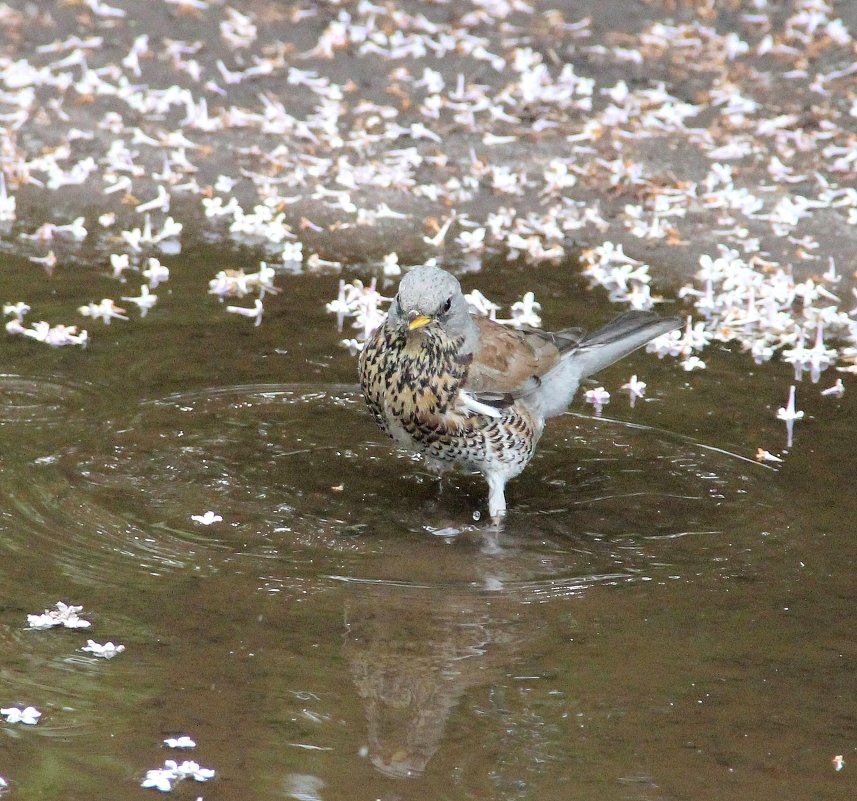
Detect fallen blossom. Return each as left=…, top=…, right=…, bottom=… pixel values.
left=507, top=292, right=542, bottom=328
left=776, top=385, right=804, bottom=448
left=6, top=318, right=89, bottom=347
left=110, top=253, right=133, bottom=280
left=191, top=511, right=222, bottom=525
left=122, top=285, right=158, bottom=316
left=621, top=375, right=646, bottom=407
left=141, top=760, right=215, bottom=792
left=3, top=302, right=30, bottom=321
left=281, top=241, right=304, bottom=264
left=27, top=602, right=91, bottom=630
left=142, top=258, right=170, bottom=288
left=1, top=706, right=41, bottom=725
left=78, top=299, right=129, bottom=325
left=584, top=386, right=610, bottom=413
left=225, top=298, right=264, bottom=326
left=464, top=289, right=500, bottom=320
left=0, top=174, right=15, bottom=222
left=305, top=254, right=342, bottom=270
left=29, top=252, right=58, bottom=273
left=164, top=736, right=196, bottom=749
left=821, top=378, right=844, bottom=397
left=382, top=252, right=401, bottom=277
left=340, top=338, right=363, bottom=355
left=680, top=356, right=707, bottom=371
left=209, top=269, right=251, bottom=299
left=82, top=640, right=126, bottom=658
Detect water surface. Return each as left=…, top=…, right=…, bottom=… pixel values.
left=1, top=245, right=855, bottom=801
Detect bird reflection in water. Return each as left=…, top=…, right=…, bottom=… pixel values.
left=342, top=577, right=520, bottom=779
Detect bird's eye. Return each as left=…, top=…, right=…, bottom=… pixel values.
left=440, top=297, right=452, bottom=315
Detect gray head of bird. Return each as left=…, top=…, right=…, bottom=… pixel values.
left=388, top=265, right=477, bottom=349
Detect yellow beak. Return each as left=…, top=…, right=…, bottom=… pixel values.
left=408, top=314, right=432, bottom=331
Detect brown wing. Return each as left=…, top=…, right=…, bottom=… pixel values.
left=464, top=317, right=582, bottom=404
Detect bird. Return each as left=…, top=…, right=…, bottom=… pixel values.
left=358, top=265, right=682, bottom=520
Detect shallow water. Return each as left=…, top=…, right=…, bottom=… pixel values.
left=1, top=245, right=856, bottom=801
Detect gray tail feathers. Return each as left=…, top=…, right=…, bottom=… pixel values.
left=536, top=310, right=681, bottom=419
left=568, top=310, right=682, bottom=378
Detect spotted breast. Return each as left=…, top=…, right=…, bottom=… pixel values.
left=358, top=320, right=541, bottom=476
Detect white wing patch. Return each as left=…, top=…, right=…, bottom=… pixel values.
left=460, top=390, right=502, bottom=418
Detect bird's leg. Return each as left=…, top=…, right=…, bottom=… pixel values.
left=424, top=464, right=445, bottom=501
left=417, top=464, right=448, bottom=517
left=487, top=473, right=508, bottom=523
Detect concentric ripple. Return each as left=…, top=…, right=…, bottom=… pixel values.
left=1, top=384, right=392, bottom=592
left=0, top=374, right=97, bottom=426
left=1, top=380, right=790, bottom=602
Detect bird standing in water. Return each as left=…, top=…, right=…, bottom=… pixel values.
left=358, top=265, right=681, bottom=520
